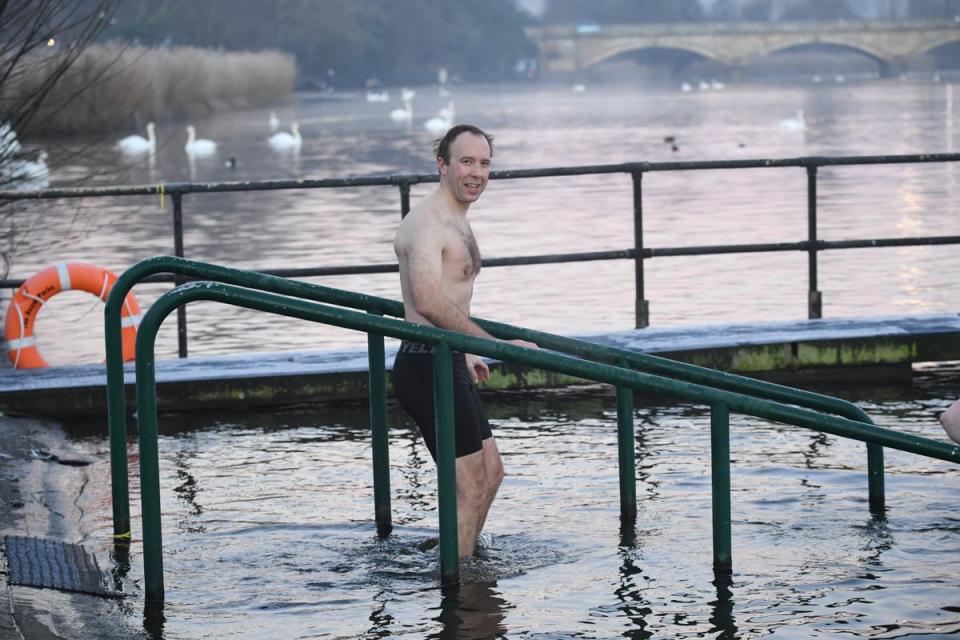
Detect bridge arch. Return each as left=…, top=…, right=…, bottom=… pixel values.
left=751, top=37, right=889, bottom=66
left=918, top=32, right=960, bottom=56
left=743, top=37, right=890, bottom=68
left=581, top=42, right=727, bottom=70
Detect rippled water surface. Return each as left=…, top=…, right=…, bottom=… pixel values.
left=62, top=364, right=960, bottom=639
left=6, top=78, right=959, bottom=364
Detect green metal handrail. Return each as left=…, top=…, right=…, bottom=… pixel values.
left=105, top=256, right=886, bottom=543
left=128, top=280, right=960, bottom=602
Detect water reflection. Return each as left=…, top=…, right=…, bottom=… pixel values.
left=709, top=574, right=738, bottom=640
left=143, top=601, right=166, bottom=640
left=614, top=548, right=654, bottom=638
left=430, top=582, right=509, bottom=640
left=856, top=513, right=894, bottom=570
left=367, top=591, right=395, bottom=638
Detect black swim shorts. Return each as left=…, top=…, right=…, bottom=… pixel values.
left=391, top=341, right=492, bottom=461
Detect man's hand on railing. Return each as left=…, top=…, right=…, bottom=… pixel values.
left=504, top=338, right=539, bottom=350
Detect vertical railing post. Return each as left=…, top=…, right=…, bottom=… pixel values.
left=631, top=171, right=649, bottom=328
left=616, top=385, right=637, bottom=522
left=433, top=341, right=459, bottom=586
left=105, top=302, right=130, bottom=541
left=171, top=192, right=189, bottom=357
left=367, top=321, right=392, bottom=537
left=867, top=443, right=885, bottom=513
left=399, top=181, right=411, bottom=218
left=136, top=317, right=165, bottom=602
left=806, top=165, right=822, bottom=320
left=711, top=403, right=732, bottom=574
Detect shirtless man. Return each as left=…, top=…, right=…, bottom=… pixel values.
left=391, top=124, right=537, bottom=558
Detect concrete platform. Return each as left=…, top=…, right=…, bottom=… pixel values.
left=0, top=313, right=958, bottom=417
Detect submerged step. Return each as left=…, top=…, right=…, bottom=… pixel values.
left=3, top=535, right=116, bottom=597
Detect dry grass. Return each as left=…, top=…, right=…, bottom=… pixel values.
left=7, top=43, right=296, bottom=135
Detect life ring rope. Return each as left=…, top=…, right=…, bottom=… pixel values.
left=17, top=271, right=111, bottom=325
left=4, top=262, right=140, bottom=369
left=10, top=301, right=26, bottom=369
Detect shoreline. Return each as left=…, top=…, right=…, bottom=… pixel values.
left=0, top=415, right=143, bottom=639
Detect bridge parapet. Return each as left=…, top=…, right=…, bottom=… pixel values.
left=526, top=19, right=960, bottom=76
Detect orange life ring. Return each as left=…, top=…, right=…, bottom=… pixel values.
left=3, top=262, right=140, bottom=369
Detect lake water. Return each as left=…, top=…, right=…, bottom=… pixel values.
left=60, top=363, right=959, bottom=639
left=7, top=76, right=960, bottom=638
left=4, top=76, right=958, bottom=364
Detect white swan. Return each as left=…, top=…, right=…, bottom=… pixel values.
left=437, top=100, right=455, bottom=121
left=390, top=100, right=413, bottom=124
left=117, top=122, right=156, bottom=155
left=18, top=151, right=49, bottom=180
left=778, top=109, right=806, bottom=131
left=4, top=151, right=49, bottom=190
left=269, top=110, right=280, bottom=132
left=366, top=90, right=389, bottom=102
left=423, top=115, right=450, bottom=135
left=400, top=87, right=416, bottom=102
left=269, top=122, right=302, bottom=151
left=424, top=101, right=455, bottom=135
left=185, top=125, right=217, bottom=156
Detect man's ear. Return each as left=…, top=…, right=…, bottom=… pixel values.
left=437, top=157, right=447, bottom=175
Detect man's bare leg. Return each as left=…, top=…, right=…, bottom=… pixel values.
left=455, top=449, right=489, bottom=558
left=475, top=437, right=504, bottom=536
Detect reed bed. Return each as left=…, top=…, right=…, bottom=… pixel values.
left=7, top=43, right=296, bottom=135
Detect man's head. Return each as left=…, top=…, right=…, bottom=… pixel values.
left=435, top=124, right=494, bottom=206
left=434, top=124, right=494, bottom=166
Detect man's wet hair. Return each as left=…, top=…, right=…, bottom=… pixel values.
left=433, top=124, right=494, bottom=165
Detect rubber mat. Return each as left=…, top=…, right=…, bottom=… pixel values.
left=3, top=535, right=113, bottom=596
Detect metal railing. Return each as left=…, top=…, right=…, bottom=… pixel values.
left=104, top=257, right=960, bottom=602
left=6, top=151, right=959, bottom=357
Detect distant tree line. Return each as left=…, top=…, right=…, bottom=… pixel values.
left=100, top=0, right=537, bottom=88
left=79, top=0, right=960, bottom=89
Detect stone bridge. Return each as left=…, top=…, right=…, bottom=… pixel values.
left=526, top=19, right=960, bottom=77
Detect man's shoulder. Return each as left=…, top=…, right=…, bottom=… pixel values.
left=396, top=207, right=441, bottom=248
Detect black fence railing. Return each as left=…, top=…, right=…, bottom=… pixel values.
left=2, top=152, right=958, bottom=358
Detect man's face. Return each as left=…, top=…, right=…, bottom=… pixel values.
left=438, top=133, right=491, bottom=205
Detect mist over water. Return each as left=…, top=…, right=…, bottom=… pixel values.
left=7, top=77, right=960, bottom=366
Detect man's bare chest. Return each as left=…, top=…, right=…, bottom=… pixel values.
left=442, top=222, right=482, bottom=280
